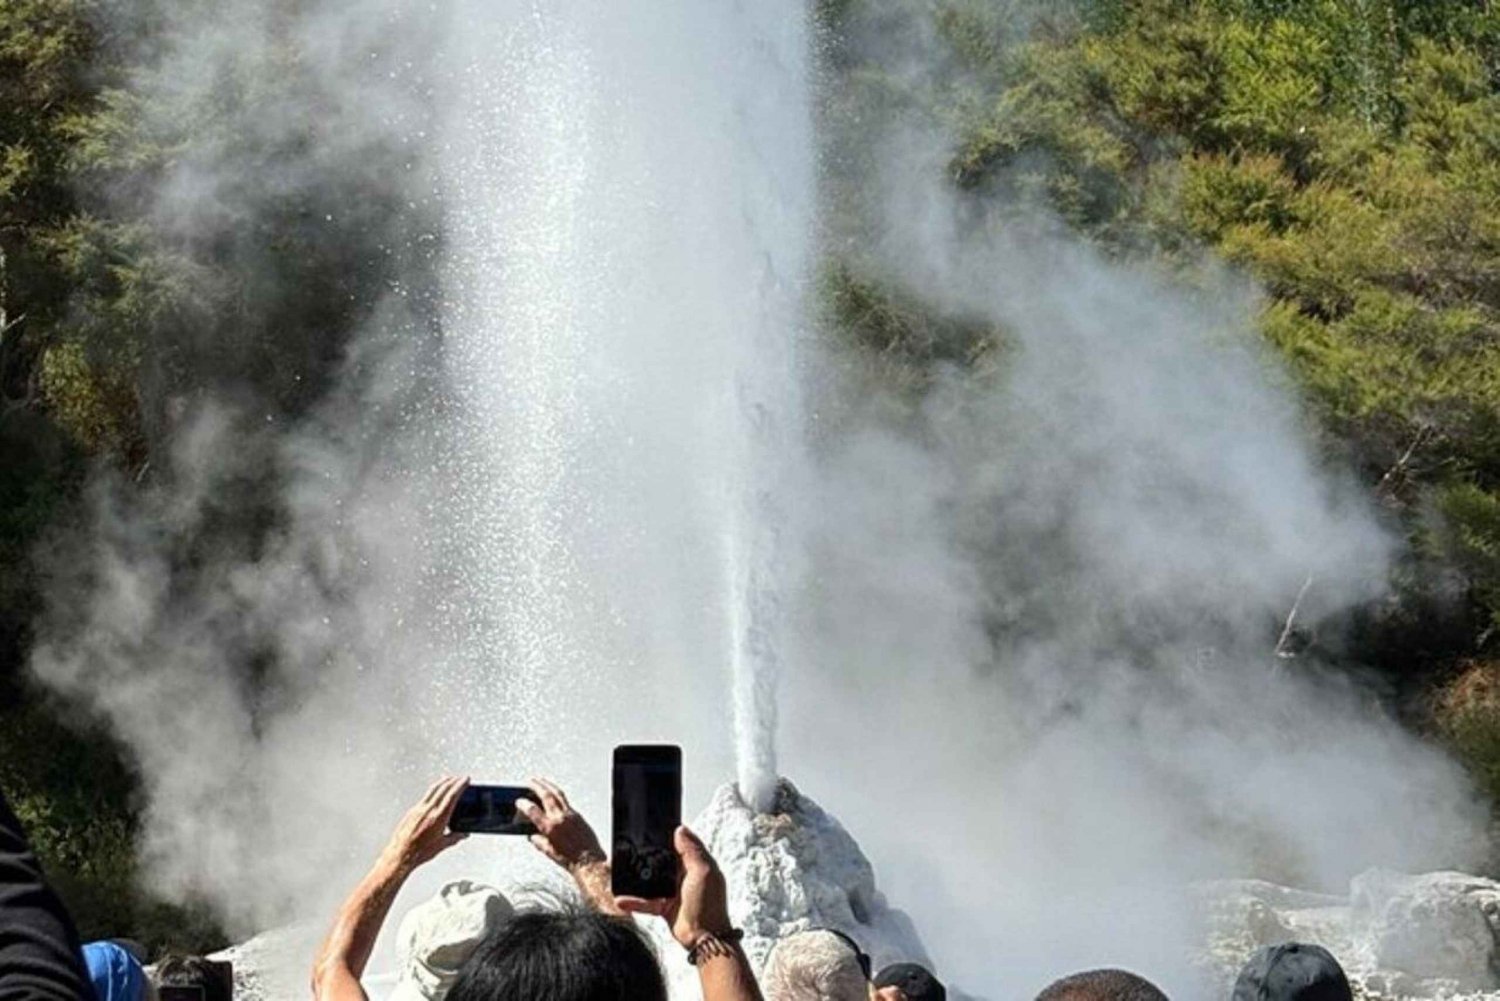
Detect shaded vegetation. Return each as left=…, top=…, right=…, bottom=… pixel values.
left=0, top=0, right=435, bottom=951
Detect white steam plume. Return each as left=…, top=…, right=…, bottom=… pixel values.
left=777, top=5, right=1487, bottom=998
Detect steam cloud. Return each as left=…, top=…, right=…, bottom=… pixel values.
left=782, top=2, right=1486, bottom=997
left=28, top=2, right=1487, bottom=999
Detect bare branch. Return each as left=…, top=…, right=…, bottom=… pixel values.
left=1275, top=574, right=1316, bottom=660
left=1376, top=425, right=1431, bottom=498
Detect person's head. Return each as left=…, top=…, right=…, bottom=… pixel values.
left=446, top=906, right=666, bottom=1001
left=871, top=962, right=945, bottom=1001
left=151, top=955, right=233, bottom=1001
left=762, top=929, right=871, bottom=1001
left=390, top=880, right=514, bottom=1001
left=82, top=941, right=147, bottom=1001
left=1232, top=944, right=1351, bottom=1001
left=1035, top=968, right=1169, bottom=1001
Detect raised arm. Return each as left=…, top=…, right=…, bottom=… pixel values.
left=311, top=776, right=469, bottom=1001
left=517, top=778, right=619, bottom=915
left=618, top=826, right=764, bottom=1001
left=0, top=785, right=91, bottom=1001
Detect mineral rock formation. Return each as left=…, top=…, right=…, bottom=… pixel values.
left=1200, top=869, right=1500, bottom=1000
left=652, top=778, right=933, bottom=1000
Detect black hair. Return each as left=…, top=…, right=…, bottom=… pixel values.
left=153, top=955, right=233, bottom=1001
left=447, top=906, right=668, bottom=1001
left=1035, top=968, right=1170, bottom=1001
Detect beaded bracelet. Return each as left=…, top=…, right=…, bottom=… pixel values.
left=686, top=928, right=745, bottom=966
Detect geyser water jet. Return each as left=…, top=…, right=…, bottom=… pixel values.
left=427, top=2, right=815, bottom=808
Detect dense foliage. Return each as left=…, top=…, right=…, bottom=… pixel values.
left=949, top=0, right=1500, bottom=655
left=823, top=0, right=1500, bottom=782
left=4, top=0, right=1500, bottom=943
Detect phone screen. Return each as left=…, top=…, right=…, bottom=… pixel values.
left=156, top=961, right=232, bottom=1001
left=158, top=988, right=205, bottom=1001
left=611, top=744, right=682, bottom=899
left=448, top=784, right=538, bottom=835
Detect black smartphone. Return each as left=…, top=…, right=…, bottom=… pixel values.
left=158, top=990, right=205, bottom=1001
left=611, top=744, right=682, bottom=899
left=157, top=960, right=233, bottom=1001
left=448, top=784, right=538, bottom=835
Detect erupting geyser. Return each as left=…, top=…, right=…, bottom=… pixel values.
left=433, top=0, right=813, bottom=813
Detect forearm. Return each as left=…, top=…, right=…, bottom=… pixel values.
left=0, top=787, right=90, bottom=1001
left=696, top=944, right=764, bottom=1001
left=311, top=855, right=410, bottom=1001
left=568, top=858, right=623, bottom=916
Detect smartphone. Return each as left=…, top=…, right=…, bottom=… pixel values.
left=158, top=990, right=205, bottom=1001
left=611, top=744, right=682, bottom=899
left=157, top=961, right=233, bottom=1001
left=448, top=784, right=538, bottom=835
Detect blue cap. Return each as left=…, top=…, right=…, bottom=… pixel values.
left=82, top=941, right=147, bottom=1001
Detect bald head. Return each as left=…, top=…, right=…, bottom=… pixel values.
left=1035, top=969, right=1169, bottom=1001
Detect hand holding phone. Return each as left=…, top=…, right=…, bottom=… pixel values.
left=382, top=775, right=470, bottom=870
left=517, top=778, right=606, bottom=868
left=615, top=825, right=734, bottom=950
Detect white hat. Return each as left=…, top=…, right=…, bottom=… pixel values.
left=386, top=880, right=514, bottom=1001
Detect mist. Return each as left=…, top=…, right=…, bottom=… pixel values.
left=778, top=2, right=1487, bottom=997
left=24, top=2, right=1489, bottom=1000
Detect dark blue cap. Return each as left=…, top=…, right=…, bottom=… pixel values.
left=1232, top=943, right=1351, bottom=1001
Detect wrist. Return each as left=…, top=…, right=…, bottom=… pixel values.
left=564, top=849, right=608, bottom=873
left=685, top=928, right=744, bottom=966
left=681, top=918, right=735, bottom=949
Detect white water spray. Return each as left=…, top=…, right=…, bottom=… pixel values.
left=430, top=1, right=812, bottom=810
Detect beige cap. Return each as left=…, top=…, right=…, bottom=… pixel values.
left=762, top=930, right=871, bottom=1001
left=386, top=880, right=514, bottom=1001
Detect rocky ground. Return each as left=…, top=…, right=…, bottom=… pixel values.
left=1198, top=871, right=1500, bottom=1000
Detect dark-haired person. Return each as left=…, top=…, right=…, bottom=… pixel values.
left=152, top=955, right=233, bottom=1001
left=515, top=778, right=765, bottom=1001
left=314, top=775, right=764, bottom=1001
left=1035, top=968, right=1169, bottom=1001
left=872, top=962, right=946, bottom=1001
left=1231, top=943, right=1352, bottom=1001
left=444, top=904, right=664, bottom=1001
left=0, top=784, right=91, bottom=1001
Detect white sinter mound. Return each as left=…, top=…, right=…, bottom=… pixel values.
left=651, top=778, right=933, bottom=1000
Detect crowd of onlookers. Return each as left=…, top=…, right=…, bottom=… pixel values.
left=2, top=775, right=1362, bottom=1001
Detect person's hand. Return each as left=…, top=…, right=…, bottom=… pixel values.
left=518, top=778, right=606, bottom=871
left=617, top=826, right=732, bottom=949
left=377, top=775, right=469, bottom=875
